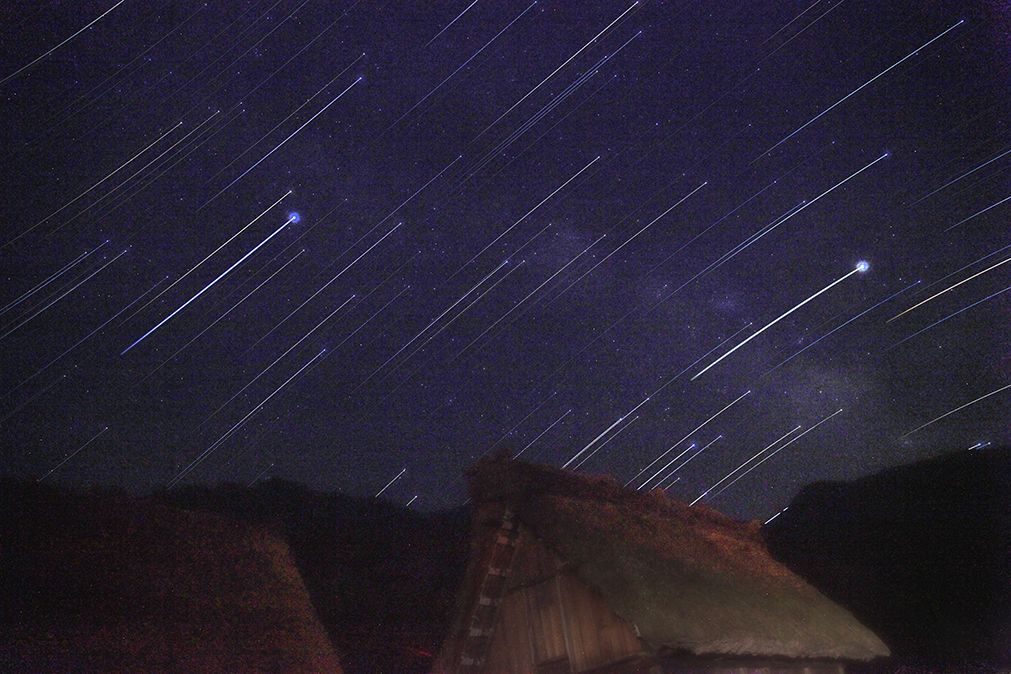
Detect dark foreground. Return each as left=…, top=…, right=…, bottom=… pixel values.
left=2, top=447, right=1007, bottom=673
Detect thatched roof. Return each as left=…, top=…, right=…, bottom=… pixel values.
left=465, top=456, right=890, bottom=661
left=1, top=480, right=342, bottom=673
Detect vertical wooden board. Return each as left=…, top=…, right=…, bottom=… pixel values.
left=558, top=573, right=586, bottom=671
left=524, top=579, right=569, bottom=664
left=502, top=590, right=535, bottom=674
left=556, top=572, right=643, bottom=672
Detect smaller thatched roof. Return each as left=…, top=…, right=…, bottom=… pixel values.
left=1, top=481, right=342, bottom=673
left=465, top=457, right=890, bottom=661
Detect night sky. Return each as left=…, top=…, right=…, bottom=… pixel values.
left=1, top=0, right=1007, bottom=519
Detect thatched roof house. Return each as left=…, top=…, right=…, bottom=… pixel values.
left=435, top=457, right=889, bottom=674
left=1, top=481, right=342, bottom=673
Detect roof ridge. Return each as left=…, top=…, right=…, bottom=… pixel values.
left=467, top=455, right=763, bottom=542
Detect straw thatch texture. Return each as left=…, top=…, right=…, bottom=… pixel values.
left=1, top=481, right=342, bottom=673
left=464, top=457, right=889, bottom=661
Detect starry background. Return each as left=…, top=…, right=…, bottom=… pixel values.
left=0, top=0, right=1007, bottom=519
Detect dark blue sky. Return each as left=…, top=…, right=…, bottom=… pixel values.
left=1, top=0, right=1007, bottom=519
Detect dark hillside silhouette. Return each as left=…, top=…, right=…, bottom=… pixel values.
left=764, top=447, right=1010, bottom=671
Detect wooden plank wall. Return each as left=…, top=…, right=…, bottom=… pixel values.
left=556, top=572, right=643, bottom=672
left=481, top=526, right=848, bottom=674
left=483, top=527, right=644, bottom=674
left=484, top=588, right=535, bottom=674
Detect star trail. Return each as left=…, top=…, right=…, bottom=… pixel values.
left=0, top=1, right=1006, bottom=519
